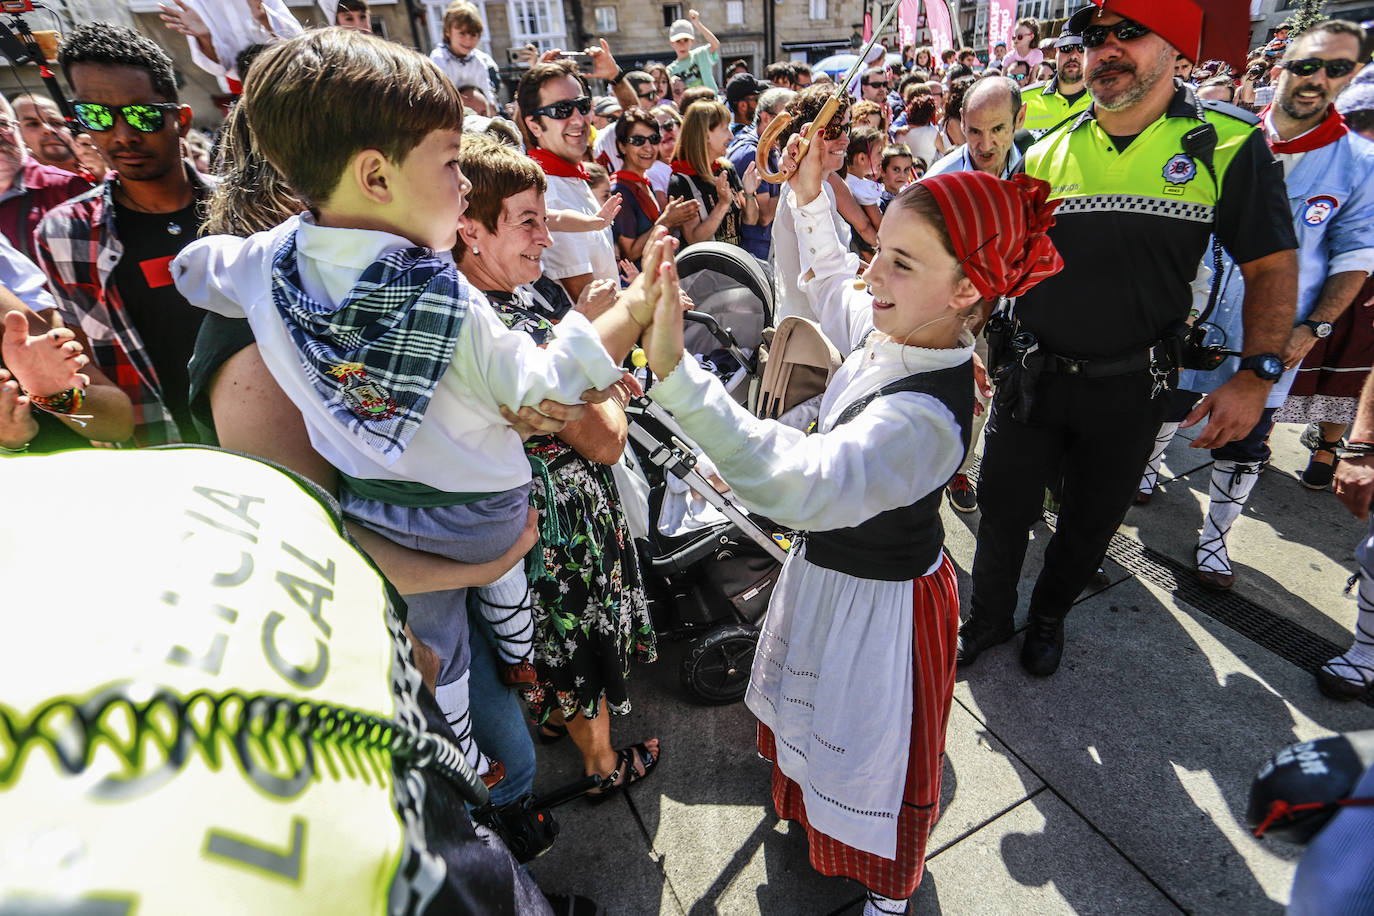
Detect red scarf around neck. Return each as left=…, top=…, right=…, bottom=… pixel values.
left=611, top=170, right=660, bottom=221
left=670, top=159, right=725, bottom=177
left=529, top=147, right=591, bottom=181
left=1262, top=104, right=1349, bottom=154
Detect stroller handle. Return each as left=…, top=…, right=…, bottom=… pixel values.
left=683, top=310, right=755, bottom=374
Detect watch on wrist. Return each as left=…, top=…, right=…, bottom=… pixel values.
left=1300, top=318, right=1333, bottom=338
left=1238, top=353, right=1284, bottom=381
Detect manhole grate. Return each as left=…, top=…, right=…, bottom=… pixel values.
left=966, top=455, right=1371, bottom=708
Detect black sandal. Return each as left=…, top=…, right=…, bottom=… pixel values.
left=586, top=742, right=660, bottom=805
left=536, top=721, right=568, bottom=745
left=1300, top=423, right=1342, bottom=490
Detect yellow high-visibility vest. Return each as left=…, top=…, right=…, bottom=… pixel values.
left=0, top=447, right=445, bottom=915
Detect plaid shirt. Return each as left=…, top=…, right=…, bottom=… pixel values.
left=35, top=166, right=214, bottom=447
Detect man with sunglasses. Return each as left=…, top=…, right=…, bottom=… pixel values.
left=859, top=67, right=889, bottom=106
left=959, top=4, right=1299, bottom=677
left=33, top=24, right=212, bottom=448
left=517, top=59, right=619, bottom=301
left=1022, top=30, right=1091, bottom=134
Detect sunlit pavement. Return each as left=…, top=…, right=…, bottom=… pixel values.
left=525, top=420, right=1372, bottom=915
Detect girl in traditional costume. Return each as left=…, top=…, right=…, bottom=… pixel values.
left=639, top=140, right=1063, bottom=913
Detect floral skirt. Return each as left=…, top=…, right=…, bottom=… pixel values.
left=523, top=453, right=657, bottom=723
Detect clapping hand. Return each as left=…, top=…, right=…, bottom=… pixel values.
left=592, top=193, right=623, bottom=228
left=712, top=169, right=732, bottom=199
left=655, top=196, right=697, bottom=229
left=619, top=227, right=678, bottom=335
left=640, top=235, right=685, bottom=380
left=741, top=160, right=761, bottom=196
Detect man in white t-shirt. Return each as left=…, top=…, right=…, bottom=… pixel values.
left=517, top=60, right=618, bottom=300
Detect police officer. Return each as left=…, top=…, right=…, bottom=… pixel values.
left=1022, top=29, right=1091, bottom=134
left=959, top=4, right=1298, bottom=677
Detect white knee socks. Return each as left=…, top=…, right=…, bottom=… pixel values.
left=1323, top=569, right=1374, bottom=689
left=864, top=892, right=909, bottom=915
left=1196, top=460, right=1262, bottom=575
left=435, top=672, right=488, bottom=775
left=474, top=563, right=535, bottom=666
left=1139, top=422, right=1180, bottom=497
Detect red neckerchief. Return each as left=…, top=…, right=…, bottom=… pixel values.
left=529, top=147, right=590, bottom=181
left=612, top=170, right=660, bottom=221
left=1261, top=104, right=1349, bottom=154
left=670, top=159, right=725, bottom=177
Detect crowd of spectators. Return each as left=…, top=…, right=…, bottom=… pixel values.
left=1, top=2, right=1373, bottom=914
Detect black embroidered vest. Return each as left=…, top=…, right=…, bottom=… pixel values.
left=804, top=361, right=974, bottom=581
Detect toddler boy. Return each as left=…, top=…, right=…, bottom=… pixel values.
left=173, top=29, right=655, bottom=783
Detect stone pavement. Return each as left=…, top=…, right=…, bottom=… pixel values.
left=523, top=420, right=1373, bottom=915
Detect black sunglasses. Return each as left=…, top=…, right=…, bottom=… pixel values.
left=865, top=81, right=888, bottom=89
left=1081, top=20, right=1152, bottom=48
left=530, top=95, right=592, bottom=120
left=69, top=100, right=179, bottom=133
left=1282, top=57, right=1358, bottom=79
left=820, top=118, right=851, bottom=141
left=622, top=132, right=662, bottom=146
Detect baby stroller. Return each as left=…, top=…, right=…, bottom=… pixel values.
left=625, top=242, right=792, bottom=705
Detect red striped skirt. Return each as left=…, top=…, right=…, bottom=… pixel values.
left=756, top=554, right=960, bottom=900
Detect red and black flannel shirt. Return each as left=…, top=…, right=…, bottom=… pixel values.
left=35, top=165, right=214, bottom=447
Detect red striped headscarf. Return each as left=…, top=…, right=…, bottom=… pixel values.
left=916, top=171, right=1064, bottom=300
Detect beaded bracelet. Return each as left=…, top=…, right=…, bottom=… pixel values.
left=28, top=387, right=85, bottom=415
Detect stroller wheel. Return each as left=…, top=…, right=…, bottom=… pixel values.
left=679, top=624, right=759, bottom=705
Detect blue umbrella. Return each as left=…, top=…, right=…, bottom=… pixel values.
left=813, top=53, right=859, bottom=79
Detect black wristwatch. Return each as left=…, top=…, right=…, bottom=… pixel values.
left=1238, top=353, right=1284, bottom=381
left=1300, top=318, right=1333, bottom=338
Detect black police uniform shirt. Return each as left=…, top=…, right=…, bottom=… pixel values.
left=1013, top=82, right=1297, bottom=361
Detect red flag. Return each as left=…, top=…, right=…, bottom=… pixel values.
left=863, top=10, right=872, bottom=43
left=988, top=0, right=1016, bottom=59
left=897, top=0, right=921, bottom=50
left=924, top=0, right=954, bottom=56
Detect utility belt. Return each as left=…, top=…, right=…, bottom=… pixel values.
left=985, top=310, right=1181, bottom=423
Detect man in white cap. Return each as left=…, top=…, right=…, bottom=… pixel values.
left=667, top=9, right=721, bottom=91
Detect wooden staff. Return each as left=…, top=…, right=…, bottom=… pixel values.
left=755, top=0, right=903, bottom=184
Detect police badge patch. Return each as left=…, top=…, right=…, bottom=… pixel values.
left=1301, top=195, right=1338, bottom=226
left=1163, top=153, right=1197, bottom=185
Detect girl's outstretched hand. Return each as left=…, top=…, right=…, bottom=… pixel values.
left=642, top=242, right=684, bottom=380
